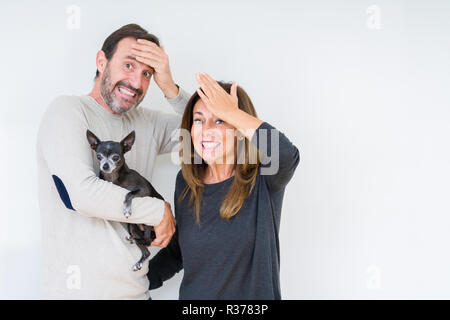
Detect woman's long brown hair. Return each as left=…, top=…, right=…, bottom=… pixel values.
left=178, top=82, right=261, bottom=224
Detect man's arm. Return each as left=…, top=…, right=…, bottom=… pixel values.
left=157, top=86, right=191, bottom=155
left=37, top=95, right=165, bottom=226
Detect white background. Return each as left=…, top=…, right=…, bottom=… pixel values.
left=1, top=0, right=450, bottom=299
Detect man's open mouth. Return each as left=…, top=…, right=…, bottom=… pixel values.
left=116, top=85, right=138, bottom=100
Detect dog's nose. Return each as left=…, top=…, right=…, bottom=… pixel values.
left=102, top=163, right=110, bottom=171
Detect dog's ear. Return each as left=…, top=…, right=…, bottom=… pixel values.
left=86, top=130, right=101, bottom=151
left=121, top=130, right=135, bottom=153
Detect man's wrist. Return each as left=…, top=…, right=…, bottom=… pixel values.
left=163, top=83, right=179, bottom=99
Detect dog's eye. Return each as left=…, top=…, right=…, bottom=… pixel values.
left=112, top=155, right=120, bottom=161
left=96, top=154, right=102, bottom=160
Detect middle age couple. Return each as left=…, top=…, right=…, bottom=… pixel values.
left=93, top=24, right=299, bottom=299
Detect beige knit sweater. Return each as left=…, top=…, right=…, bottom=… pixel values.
left=36, top=88, right=190, bottom=299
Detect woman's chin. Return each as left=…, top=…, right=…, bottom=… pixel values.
left=202, top=156, right=219, bottom=165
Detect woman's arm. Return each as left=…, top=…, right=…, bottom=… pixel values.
left=251, top=121, right=300, bottom=191
left=196, top=73, right=300, bottom=191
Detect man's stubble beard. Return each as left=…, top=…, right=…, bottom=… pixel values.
left=100, top=64, right=144, bottom=114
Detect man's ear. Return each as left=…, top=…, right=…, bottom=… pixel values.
left=121, top=131, right=136, bottom=153
left=96, top=50, right=107, bottom=76
left=86, top=130, right=101, bottom=151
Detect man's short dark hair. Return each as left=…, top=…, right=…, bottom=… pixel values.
left=95, top=24, right=160, bottom=79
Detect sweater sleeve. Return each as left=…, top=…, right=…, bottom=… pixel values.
left=37, top=95, right=165, bottom=226
left=250, top=121, right=300, bottom=192
left=157, top=86, right=191, bottom=154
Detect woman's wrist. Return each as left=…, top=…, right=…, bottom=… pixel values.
left=225, top=109, right=264, bottom=141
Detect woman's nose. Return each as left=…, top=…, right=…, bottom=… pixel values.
left=201, top=119, right=217, bottom=131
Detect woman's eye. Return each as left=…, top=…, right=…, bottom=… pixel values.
left=143, top=71, right=151, bottom=78
left=112, top=155, right=120, bottom=161
left=193, top=119, right=202, bottom=124
left=216, top=119, right=224, bottom=124
left=125, top=63, right=132, bottom=70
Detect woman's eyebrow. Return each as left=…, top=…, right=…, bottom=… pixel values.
left=194, top=111, right=203, bottom=116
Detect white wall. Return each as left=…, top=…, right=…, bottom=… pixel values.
left=1, top=0, right=450, bottom=299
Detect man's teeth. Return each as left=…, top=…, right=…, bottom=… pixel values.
left=118, top=87, right=136, bottom=97
left=202, top=142, right=220, bottom=148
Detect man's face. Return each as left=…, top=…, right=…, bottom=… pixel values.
left=100, top=37, right=154, bottom=114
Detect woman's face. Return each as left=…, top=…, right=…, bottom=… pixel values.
left=191, top=99, right=237, bottom=165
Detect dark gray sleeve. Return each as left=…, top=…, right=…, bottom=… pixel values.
left=250, top=121, right=300, bottom=192
left=147, top=226, right=183, bottom=290
left=147, top=170, right=185, bottom=290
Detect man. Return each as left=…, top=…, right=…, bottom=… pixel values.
left=36, top=24, right=190, bottom=299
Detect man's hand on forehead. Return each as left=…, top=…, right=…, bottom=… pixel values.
left=130, top=38, right=164, bottom=71
left=130, top=38, right=178, bottom=98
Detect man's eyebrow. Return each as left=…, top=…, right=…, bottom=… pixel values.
left=124, top=55, right=155, bottom=72
left=125, top=55, right=137, bottom=62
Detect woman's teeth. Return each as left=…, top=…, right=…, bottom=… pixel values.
left=202, top=142, right=220, bottom=149
left=118, top=86, right=136, bottom=97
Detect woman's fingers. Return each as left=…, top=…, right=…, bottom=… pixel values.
left=196, top=87, right=211, bottom=106
left=203, top=73, right=226, bottom=93
left=231, top=82, right=238, bottom=98
left=199, top=73, right=220, bottom=96
left=196, top=73, right=215, bottom=99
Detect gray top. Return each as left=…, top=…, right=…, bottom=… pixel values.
left=147, top=121, right=300, bottom=299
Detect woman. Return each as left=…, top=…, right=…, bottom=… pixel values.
left=147, top=72, right=300, bottom=299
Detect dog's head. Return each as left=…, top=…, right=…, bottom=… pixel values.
left=86, top=130, right=135, bottom=175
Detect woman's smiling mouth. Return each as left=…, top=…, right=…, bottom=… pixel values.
left=201, top=141, right=221, bottom=150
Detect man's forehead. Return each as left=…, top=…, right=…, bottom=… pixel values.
left=113, top=38, right=154, bottom=71
left=116, top=37, right=138, bottom=49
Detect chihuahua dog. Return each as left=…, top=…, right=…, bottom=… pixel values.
left=86, top=129, right=163, bottom=271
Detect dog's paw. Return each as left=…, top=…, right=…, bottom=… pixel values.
left=125, top=235, right=134, bottom=244
left=123, top=204, right=132, bottom=218
left=133, top=262, right=143, bottom=271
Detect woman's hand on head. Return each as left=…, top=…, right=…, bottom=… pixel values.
left=195, top=72, right=238, bottom=123
left=196, top=73, right=263, bottom=140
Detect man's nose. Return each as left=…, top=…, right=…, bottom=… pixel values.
left=128, top=72, right=143, bottom=92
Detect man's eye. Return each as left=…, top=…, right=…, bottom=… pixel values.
left=112, top=155, right=120, bottom=161
left=125, top=63, right=132, bottom=70
left=143, top=71, right=151, bottom=78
